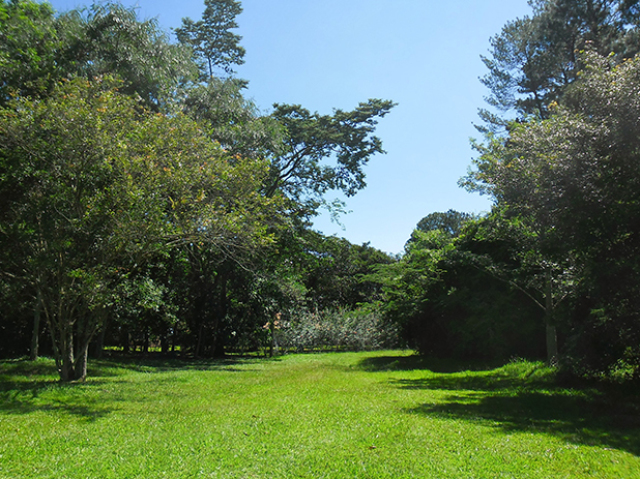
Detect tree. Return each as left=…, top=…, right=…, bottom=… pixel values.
left=466, top=51, right=640, bottom=374
left=266, top=99, right=395, bottom=218
left=0, top=1, right=395, bottom=365
left=460, top=211, right=576, bottom=364
left=182, top=77, right=285, bottom=159
left=479, top=0, right=640, bottom=131
left=0, top=77, right=281, bottom=380
left=1, top=1, right=197, bottom=110
left=406, top=210, right=474, bottom=247
left=175, top=0, right=245, bottom=77
left=69, top=2, right=197, bottom=110
left=300, top=231, right=394, bottom=311
left=0, top=0, right=60, bottom=106
left=378, top=216, right=546, bottom=361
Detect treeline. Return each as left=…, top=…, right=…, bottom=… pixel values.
left=4, top=0, right=640, bottom=383
left=0, top=0, right=397, bottom=381
left=377, top=0, right=640, bottom=380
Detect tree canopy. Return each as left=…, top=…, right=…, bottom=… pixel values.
left=479, top=0, right=640, bottom=131
left=0, top=0, right=395, bottom=380
left=175, top=0, right=245, bottom=77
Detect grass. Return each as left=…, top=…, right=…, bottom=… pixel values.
left=1, top=351, right=639, bottom=478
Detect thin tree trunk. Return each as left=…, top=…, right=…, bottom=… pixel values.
left=143, top=328, right=149, bottom=354
left=43, top=303, right=63, bottom=376
left=211, top=272, right=228, bottom=358
left=161, top=332, right=169, bottom=354
left=172, top=321, right=179, bottom=353
left=545, top=270, right=558, bottom=365
left=546, top=322, right=558, bottom=365
left=30, top=292, right=41, bottom=361
left=123, top=330, right=131, bottom=354
left=196, top=323, right=204, bottom=358
left=94, top=325, right=106, bottom=359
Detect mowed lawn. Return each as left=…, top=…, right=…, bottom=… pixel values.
left=1, top=351, right=639, bottom=478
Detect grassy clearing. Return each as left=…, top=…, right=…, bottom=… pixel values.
left=1, top=351, right=639, bottom=478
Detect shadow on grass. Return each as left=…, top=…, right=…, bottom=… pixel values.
left=0, top=377, right=118, bottom=421
left=0, top=355, right=267, bottom=420
left=87, top=353, right=274, bottom=377
left=397, top=367, right=640, bottom=457
left=357, top=354, right=503, bottom=373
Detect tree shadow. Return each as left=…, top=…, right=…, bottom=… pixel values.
left=399, top=372, right=640, bottom=456
left=0, top=379, right=118, bottom=421
left=0, top=355, right=268, bottom=419
left=0, top=359, right=60, bottom=378
left=357, top=354, right=504, bottom=373
left=87, top=354, right=269, bottom=376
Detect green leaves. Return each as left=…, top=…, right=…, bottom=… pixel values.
left=466, top=49, right=640, bottom=373
left=267, top=99, right=395, bottom=216
left=0, top=0, right=397, bottom=375
left=479, top=0, right=640, bottom=131
left=0, top=0, right=60, bottom=105
left=0, top=77, right=285, bottom=379
left=175, top=0, right=245, bottom=77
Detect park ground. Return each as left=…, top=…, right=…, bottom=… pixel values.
left=1, top=350, right=639, bottom=478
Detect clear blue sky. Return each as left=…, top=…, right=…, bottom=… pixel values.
left=48, top=0, right=532, bottom=255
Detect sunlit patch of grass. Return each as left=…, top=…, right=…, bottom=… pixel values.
left=1, top=351, right=639, bottom=478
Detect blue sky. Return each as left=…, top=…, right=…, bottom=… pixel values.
left=48, top=0, right=532, bottom=255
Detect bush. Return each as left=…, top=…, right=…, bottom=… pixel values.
left=275, top=308, right=399, bottom=353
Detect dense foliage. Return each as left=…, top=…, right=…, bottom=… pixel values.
left=379, top=0, right=640, bottom=379
left=468, top=51, right=640, bottom=376
left=0, top=0, right=395, bottom=380
left=478, top=0, right=640, bottom=131
left=4, top=0, right=640, bottom=383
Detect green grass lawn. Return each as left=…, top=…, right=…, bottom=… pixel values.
left=1, top=351, right=639, bottom=478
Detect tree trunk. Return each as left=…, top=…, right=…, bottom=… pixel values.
left=122, top=329, right=131, bottom=354
left=74, top=342, right=89, bottom=382
left=60, top=324, right=75, bottom=382
left=546, top=322, right=558, bottom=366
left=171, top=321, right=178, bottom=353
left=544, top=270, right=558, bottom=365
left=161, top=333, right=169, bottom=354
left=30, top=293, right=41, bottom=361
left=196, top=323, right=204, bottom=358
left=143, top=328, right=149, bottom=354
left=93, top=325, right=106, bottom=359
left=211, top=272, right=228, bottom=358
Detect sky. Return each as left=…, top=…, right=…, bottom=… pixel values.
left=47, top=0, right=533, bottom=255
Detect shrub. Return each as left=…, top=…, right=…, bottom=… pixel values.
left=275, top=308, right=399, bottom=353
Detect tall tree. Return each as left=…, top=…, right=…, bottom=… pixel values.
left=460, top=211, right=576, bottom=364
left=406, top=210, right=474, bottom=246
left=72, top=2, right=197, bottom=109
left=466, top=51, right=640, bottom=374
left=378, top=217, right=546, bottom=361
left=479, top=0, right=640, bottom=131
left=175, top=0, right=245, bottom=78
left=0, top=77, right=281, bottom=380
left=1, top=1, right=197, bottom=110
left=266, top=99, right=395, bottom=218
left=182, top=77, right=285, bottom=158
left=0, top=0, right=60, bottom=106
left=300, top=231, right=394, bottom=311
